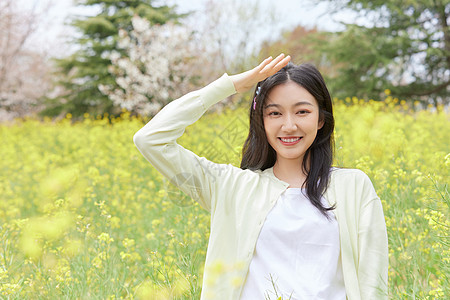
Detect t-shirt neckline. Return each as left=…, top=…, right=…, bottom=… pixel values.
left=284, top=187, right=306, bottom=195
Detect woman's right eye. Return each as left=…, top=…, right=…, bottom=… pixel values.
left=268, top=112, right=280, bottom=116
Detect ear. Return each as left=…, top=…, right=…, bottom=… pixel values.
left=318, top=118, right=324, bottom=130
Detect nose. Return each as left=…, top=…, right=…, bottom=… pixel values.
left=281, top=114, right=298, bottom=132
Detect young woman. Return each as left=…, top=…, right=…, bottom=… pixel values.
left=133, top=54, right=388, bottom=299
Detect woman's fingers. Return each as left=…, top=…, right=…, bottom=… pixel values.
left=273, top=55, right=291, bottom=72
left=229, top=53, right=291, bottom=93
left=254, top=56, right=273, bottom=72
left=259, top=54, right=290, bottom=78
left=261, top=53, right=284, bottom=71
left=265, top=53, right=285, bottom=68
left=261, top=54, right=290, bottom=75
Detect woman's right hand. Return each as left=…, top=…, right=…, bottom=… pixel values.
left=229, top=53, right=291, bottom=93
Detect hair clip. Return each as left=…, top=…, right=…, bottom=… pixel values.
left=253, top=86, right=261, bottom=110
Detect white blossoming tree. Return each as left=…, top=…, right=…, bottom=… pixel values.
left=99, top=16, right=196, bottom=117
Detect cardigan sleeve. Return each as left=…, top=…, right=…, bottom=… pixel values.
left=133, top=74, right=237, bottom=212
left=357, top=175, right=389, bottom=299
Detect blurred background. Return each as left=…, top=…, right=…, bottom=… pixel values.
left=1, top=0, right=448, bottom=121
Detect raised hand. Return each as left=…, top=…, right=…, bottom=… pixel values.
left=229, top=53, right=291, bottom=93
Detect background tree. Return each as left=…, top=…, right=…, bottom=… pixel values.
left=42, top=0, right=182, bottom=120
left=313, top=0, right=449, bottom=105
left=182, top=0, right=282, bottom=109
left=186, top=0, right=280, bottom=82
left=99, top=0, right=285, bottom=117
left=258, top=25, right=337, bottom=77
left=0, top=0, right=53, bottom=121
left=99, top=16, right=196, bottom=116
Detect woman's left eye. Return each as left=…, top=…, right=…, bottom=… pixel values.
left=297, top=110, right=309, bottom=114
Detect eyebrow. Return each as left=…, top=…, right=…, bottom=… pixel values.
left=264, top=101, right=314, bottom=109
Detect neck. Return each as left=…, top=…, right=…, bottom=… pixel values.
left=273, top=157, right=309, bottom=187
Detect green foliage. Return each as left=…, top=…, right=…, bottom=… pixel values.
left=312, top=0, right=449, bottom=105
left=42, top=0, right=183, bottom=120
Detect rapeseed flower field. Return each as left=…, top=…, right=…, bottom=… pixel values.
left=0, top=97, right=448, bottom=299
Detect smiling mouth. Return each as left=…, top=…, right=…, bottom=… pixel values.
left=278, top=137, right=302, bottom=144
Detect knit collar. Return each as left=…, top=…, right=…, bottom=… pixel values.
left=258, top=166, right=290, bottom=188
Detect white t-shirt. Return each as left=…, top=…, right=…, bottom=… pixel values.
left=240, top=188, right=346, bottom=300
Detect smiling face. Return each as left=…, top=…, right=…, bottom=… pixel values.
left=263, top=80, right=323, bottom=167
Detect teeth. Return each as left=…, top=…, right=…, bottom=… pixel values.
left=280, top=137, right=301, bottom=143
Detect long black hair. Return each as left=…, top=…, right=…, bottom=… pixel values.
left=240, top=62, right=335, bottom=216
